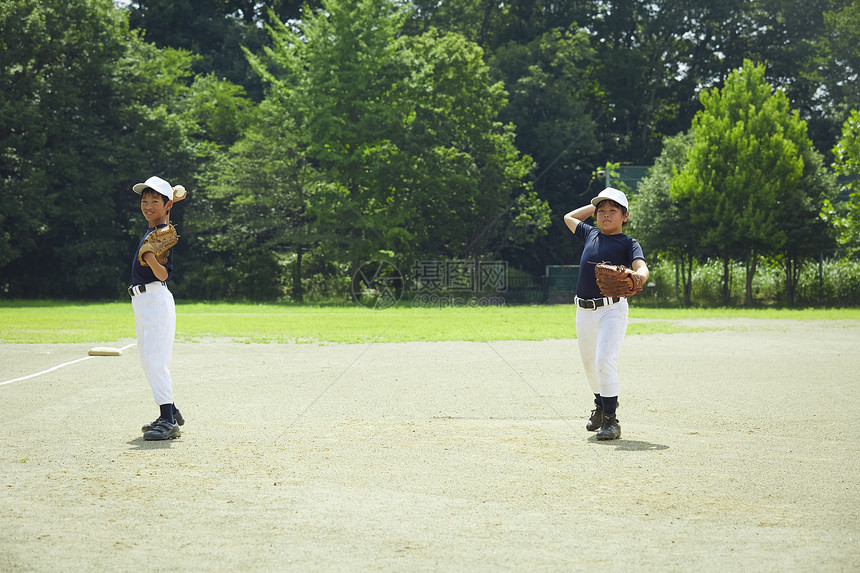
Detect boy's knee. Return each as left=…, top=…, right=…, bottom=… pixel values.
left=597, top=359, right=617, bottom=376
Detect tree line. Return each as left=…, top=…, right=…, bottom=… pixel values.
left=1, top=0, right=858, bottom=304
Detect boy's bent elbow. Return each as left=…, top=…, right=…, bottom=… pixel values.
left=152, top=265, right=169, bottom=282
left=563, top=215, right=580, bottom=233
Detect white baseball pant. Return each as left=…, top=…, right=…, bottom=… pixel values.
left=131, top=281, right=176, bottom=406
left=575, top=298, right=629, bottom=398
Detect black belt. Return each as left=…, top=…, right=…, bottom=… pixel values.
left=576, top=296, right=620, bottom=309
left=128, top=281, right=166, bottom=297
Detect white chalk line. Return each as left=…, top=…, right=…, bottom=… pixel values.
left=0, top=343, right=137, bottom=387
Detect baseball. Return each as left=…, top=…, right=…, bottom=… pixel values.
left=173, top=185, right=187, bottom=201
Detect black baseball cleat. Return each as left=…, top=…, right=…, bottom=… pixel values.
left=142, top=410, right=184, bottom=433
left=586, top=405, right=604, bottom=431
left=143, top=419, right=181, bottom=441
left=596, top=415, right=621, bottom=440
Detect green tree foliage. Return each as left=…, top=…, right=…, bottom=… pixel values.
left=488, top=27, right=602, bottom=272
left=400, top=30, right=547, bottom=261
left=197, top=98, right=335, bottom=301
left=825, top=2, right=860, bottom=113
left=629, top=132, right=698, bottom=305
left=807, top=1, right=860, bottom=146
left=742, top=0, right=857, bottom=157
left=671, top=60, right=812, bottom=305
left=826, top=110, right=860, bottom=254
left=181, top=74, right=253, bottom=147
left=588, top=0, right=760, bottom=164
left=0, top=0, right=246, bottom=298
left=776, top=145, right=839, bottom=305
left=244, top=0, right=547, bottom=273
left=0, top=0, right=192, bottom=297
left=125, top=0, right=320, bottom=100
left=3, top=0, right=857, bottom=304
left=406, top=0, right=594, bottom=50
left=1, top=0, right=129, bottom=291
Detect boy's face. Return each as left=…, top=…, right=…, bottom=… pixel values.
left=595, top=200, right=628, bottom=234
left=140, top=190, right=172, bottom=225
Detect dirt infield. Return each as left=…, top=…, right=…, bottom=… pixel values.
left=1, top=318, right=859, bottom=572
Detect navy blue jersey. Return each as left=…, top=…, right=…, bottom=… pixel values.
left=573, top=221, right=644, bottom=299
left=131, top=224, right=173, bottom=285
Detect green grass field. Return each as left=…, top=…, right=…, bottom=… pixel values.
left=1, top=301, right=858, bottom=344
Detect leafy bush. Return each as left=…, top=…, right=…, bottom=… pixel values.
left=642, top=255, right=860, bottom=307
left=795, top=257, right=860, bottom=306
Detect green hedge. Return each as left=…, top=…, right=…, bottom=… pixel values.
left=640, top=256, right=860, bottom=307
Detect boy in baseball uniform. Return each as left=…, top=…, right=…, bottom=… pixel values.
left=130, top=176, right=185, bottom=441
left=563, top=188, right=649, bottom=440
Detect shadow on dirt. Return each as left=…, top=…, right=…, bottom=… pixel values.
left=126, top=436, right=179, bottom=450
left=588, top=437, right=669, bottom=451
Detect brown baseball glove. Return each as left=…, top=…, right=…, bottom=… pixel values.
left=138, top=224, right=179, bottom=266
left=594, top=261, right=643, bottom=298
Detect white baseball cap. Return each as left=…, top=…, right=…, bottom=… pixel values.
left=590, top=187, right=628, bottom=210
left=133, top=176, right=174, bottom=200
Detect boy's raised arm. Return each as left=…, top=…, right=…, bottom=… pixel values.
left=564, top=204, right=596, bottom=234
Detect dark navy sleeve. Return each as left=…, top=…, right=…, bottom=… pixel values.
left=629, top=238, right=645, bottom=264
